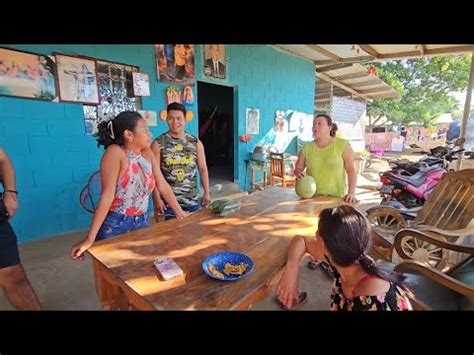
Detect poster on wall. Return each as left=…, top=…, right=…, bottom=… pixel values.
left=246, top=108, right=260, bottom=135
left=138, top=110, right=157, bottom=127
left=0, top=47, right=57, bottom=101
left=55, top=53, right=99, bottom=104
left=274, top=110, right=288, bottom=132
left=166, top=86, right=182, bottom=104
left=203, top=44, right=226, bottom=79
left=298, top=113, right=314, bottom=142
left=155, top=44, right=195, bottom=86
left=289, top=111, right=306, bottom=132
left=132, top=72, right=150, bottom=96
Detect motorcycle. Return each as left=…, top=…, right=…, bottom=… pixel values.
left=385, top=138, right=465, bottom=177
left=377, top=138, right=465, bottom=210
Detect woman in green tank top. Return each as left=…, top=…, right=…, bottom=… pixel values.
left=294, top=114, right=358, bottom=203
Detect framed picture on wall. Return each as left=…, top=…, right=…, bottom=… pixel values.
left=0, top=47, right=57, bottom=101
left=55, top=53, right=99, bottom=104
left=132, top=72, right=150, bottom=96
left=155, top=44, right=195, bottom=86
left=246, top=108, right=260, bottom=135
left=203, top=44, right=226, bottom=79
left=138, top=110, right=157, bottom=127
left=82, top=59, right=142, bottom=135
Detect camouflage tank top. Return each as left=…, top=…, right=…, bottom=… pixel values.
left=157, top=133, right=199, bottom=208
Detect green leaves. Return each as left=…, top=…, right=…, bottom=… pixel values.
left=367, top=54, right=472, bottom=127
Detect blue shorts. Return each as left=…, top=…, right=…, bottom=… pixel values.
left=96, top=211, right=148, bottom=241
left=164, top=204, right=201, bottom=220
left=0, top=220, right=21, bottom=269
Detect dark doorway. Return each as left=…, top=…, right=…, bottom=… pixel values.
left=197, top=81, right=234, bottom=183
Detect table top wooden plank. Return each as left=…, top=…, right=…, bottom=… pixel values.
left=88, top=187, right=345, bottom=310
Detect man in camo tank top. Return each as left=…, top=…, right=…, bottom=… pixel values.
left=151, top=102, right=210, bottom=220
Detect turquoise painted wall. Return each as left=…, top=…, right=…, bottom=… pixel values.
left=0, top=44, right=315, bottom=242
left=195, top=45, right=315, bottom=190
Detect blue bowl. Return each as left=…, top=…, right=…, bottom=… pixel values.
left=202, top=251, right=254, bottom=281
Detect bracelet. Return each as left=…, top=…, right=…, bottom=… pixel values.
left=4, top=189, right=18, bottom=195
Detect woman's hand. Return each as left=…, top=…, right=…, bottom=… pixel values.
left=344, top=192, right=359, bottom=203
left=276, top=263, right=300, bottom=309
left=154, top=197, right=166, bottom=222
left=70, top=239, right=94, bottom=261
left=174, top=209, right=190, bottom=219
left=294, top=167, right=306, bottom=179
left=3, top=191, right=18, bottom=219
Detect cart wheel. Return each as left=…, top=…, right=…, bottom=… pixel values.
left=396, top=234, right=446, bottom=270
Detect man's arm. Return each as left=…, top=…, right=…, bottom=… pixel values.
left=150, top=140, right=166, bottom=216
left=0, top=147, right=19, bottom=219
left=197, top=140, right=211, bottom=206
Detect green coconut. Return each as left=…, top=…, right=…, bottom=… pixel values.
left=295, top=175, right=317, bottom=199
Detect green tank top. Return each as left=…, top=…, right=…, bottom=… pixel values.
left=157, top=133, right=199, bottom=208
left=301, top=137, right=349, bottom=197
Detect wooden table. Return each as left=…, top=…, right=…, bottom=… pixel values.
left=88, top=187, right=344, bottom=310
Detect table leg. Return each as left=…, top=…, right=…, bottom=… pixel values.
left=92, top=259, right=121, bottom=310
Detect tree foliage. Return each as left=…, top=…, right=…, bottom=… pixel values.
left=367, top=54, right=472, bottom=127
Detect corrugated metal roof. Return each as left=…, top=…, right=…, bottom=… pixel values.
left=277, top=44, right=473, bottom=103
left=315, top=63, right=399, bottom=102
left=276, top=44, right=474, bottom=65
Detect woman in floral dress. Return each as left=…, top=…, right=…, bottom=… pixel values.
left=277, top=205, right=413, bottom=311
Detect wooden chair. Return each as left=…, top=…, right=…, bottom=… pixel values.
left=366, top=169, right=474, bottom=272
left=392, top=239, right=474, bottom=310
left=269, top=153, right=296, bottom=188
left=373, top=254, right=474, bottom=310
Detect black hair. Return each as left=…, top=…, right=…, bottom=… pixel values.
left=315, top=114, right=338, bottom=137
left=318, top=205, right=407, bottom=288
left=167, top=102, right=186, bottom=117
left=95, top=111, right=143, bottom=149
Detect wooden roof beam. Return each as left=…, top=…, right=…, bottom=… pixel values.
left=316, top=63, right=354, bottom=73
left=358, top=45, right=380, bottom=59
left=358, top=86, right=396, bottom=94
left=419, top=45, right=426, bottom=56
left=333, top=72, right=371, bottom=81
left=349, top=79, right=386, bottom=88
left=307, top=45, right=342, bottom=62
left=372, top=45, right=474, bottom=61
left=314, top=55, right=374, bottom=66
left=316, top=71, right=371, bottom=101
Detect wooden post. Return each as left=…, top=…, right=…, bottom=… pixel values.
left=456, top=53, right=474, bottom=171
left=329, top=83, right=334, bottom=115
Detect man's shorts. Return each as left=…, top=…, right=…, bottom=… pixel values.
left=0, top=220, right=21, bottom=269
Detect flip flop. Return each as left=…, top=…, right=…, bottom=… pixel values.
left=307, top=260, right=320, bottom=270
left=276, top=291, right=308, bottom=311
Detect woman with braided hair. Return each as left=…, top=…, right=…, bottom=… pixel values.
left=277, top=205, right=413, bottom=311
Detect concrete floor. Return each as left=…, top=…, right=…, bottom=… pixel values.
left=0, top=169, right=385, bottom=310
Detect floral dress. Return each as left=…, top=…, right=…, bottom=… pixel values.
left=109, top=149, right=156, bottom=216
left=330, top=271, right=413, bottom=311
